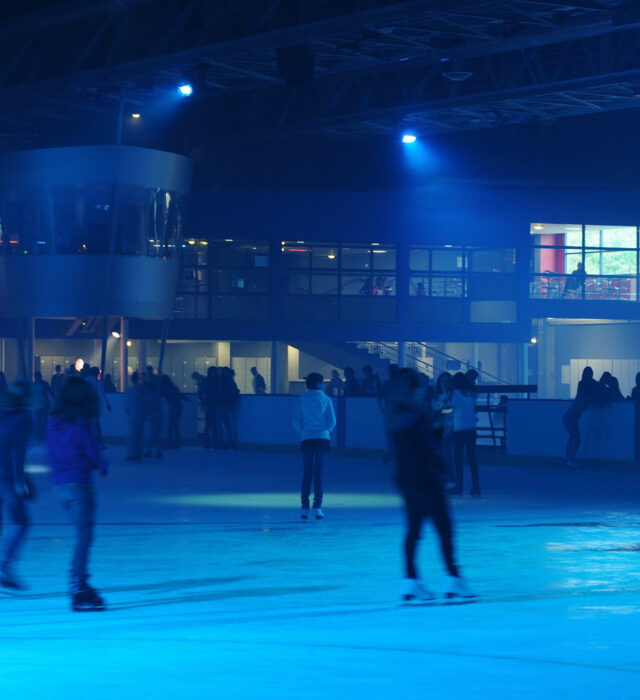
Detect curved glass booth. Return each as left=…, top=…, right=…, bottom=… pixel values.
left=0, top=146, right=191, bottom=318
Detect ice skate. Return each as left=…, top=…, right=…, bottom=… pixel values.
left=300, top=508, right=310, bottom=520
left=1, top=567, right=27, bottom=591
left=314, top=507, right=324, bottom=520
left=443, top=575, right=477, bottom=602
left=400, top=578, right=436, bottom=605
left=71, top=580, right=106, bottom=612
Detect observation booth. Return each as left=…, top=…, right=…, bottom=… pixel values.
left=0, top=145, right=192, bottom=388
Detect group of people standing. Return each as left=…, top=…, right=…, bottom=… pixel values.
left=124, top=365, right=190, bottom=461
left=193, top=366, right=241, bottom=451
left=563, top=366, right=638, bottom=466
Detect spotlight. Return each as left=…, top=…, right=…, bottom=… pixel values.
left=111, top=331, right=121, bottom=339
left=530, top=337, right=538, bottom=344
left=178, top=84, right=193, bottom=96
left=402, top=133, right=417, bottom=144
left=126, top=340, right=132, bottom=347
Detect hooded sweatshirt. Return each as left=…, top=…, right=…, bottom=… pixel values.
left=292, top=390, right=337, bottom=442
left=47, top=416, right=108, bottom=485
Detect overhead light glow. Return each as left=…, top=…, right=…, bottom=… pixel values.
left=178, top=84, right=193, bottom=96
left=111, top=331, right=121, bottom=339
left=533, top=224, right=544, bottom=230
left=126, top=340, right=132, bottom=347
left=131, top=113, right=141, bottom=119
left=402, top=133, right=417, bottom=144
left=530, top=337, right=538, bottom=344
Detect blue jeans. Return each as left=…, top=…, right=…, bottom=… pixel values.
left=0, top=479, right=29, bottom=570
left=56, top=482, right=96, bottom=583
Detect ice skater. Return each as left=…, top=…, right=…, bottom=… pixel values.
left=47, top=376, right=108, bottom=611
left=562, top=366, right=600, bottom=467
left=449, top=372, right=480, bottom=497
left=0, top=382, right=33, bottom=590
left=385, top=368, right=474, bottom=604
left=292, top=373, right=336, bottom=520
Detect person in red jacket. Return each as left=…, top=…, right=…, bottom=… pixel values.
left=47, top=376, right=108, bottom=612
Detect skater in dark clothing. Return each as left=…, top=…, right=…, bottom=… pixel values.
left=449, top=372, right=480, bottom=497
left=343, top=367, right=361, bottom=397
left=385, top=368, right=474, bottom=603
left=200, top=366, right=219, bottom=449
left=293, top=373, right=336, bottom=520
left=125, top=371, right=145, bottom=461
left=47, top=376, right=108, bottom=611
left=361, top=364, right=381, bottom=397
left=0, top=382, right=33, bottom=590
left=562, top=366, right=602, bottom=467
left=142, top=366, right=162, bottom=458
left=159, top=374, right=189, bottom=449
left=217, top=367, right=240, bottom=450
left=32, top=371, right=53, bottom=442
left=50, top=365, right=65, bottom=399
left=251, top=366, right=266, bottom=395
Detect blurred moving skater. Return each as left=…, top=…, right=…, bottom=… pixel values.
left=385, top=368, right=475, bottom=604
left=48, top=377, right=109, bottom=611
left=0, top=382, right=33, bottom=590
left=293, top=373, right=336, bottom=520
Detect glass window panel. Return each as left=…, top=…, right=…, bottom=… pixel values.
left=470, top=248, right=516, bottom=273
left=409, top=248, right=430, bottom=270
left=410, top=276, right=429, bottom=296
left=341, top=247, right=371, bottom=270
left=564, top=251, right=582, bottom=274
left=282, top=243, right=311, bottom=268
left=372, top=274, right=395, bottom=296
left=311, top=274, right=338, bottom=294
left=585, top=249, right=637, bottom=275
left=310, top=246, right=339, bottom=269
left=585, top=225, right=636, bottom=249
left=341, top=274, right=374, bottom=295
left=212, top=269, right=268, bottom=294
left=284, top=272, right=310, bottom=294
left=431, top=276, right=464, bottom=297
left=371, top=247, right=396, bottom=270
left=432, top=248, right=464, bottom=271
left=211, top=240, right=269, bottom=267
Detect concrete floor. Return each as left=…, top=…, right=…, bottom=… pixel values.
left=2, top=445, right=640, bottom=698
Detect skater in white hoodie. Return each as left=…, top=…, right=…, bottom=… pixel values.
left=292, top=373, right=336, bottom=520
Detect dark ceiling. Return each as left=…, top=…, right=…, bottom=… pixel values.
left=1, top=0, right=639, bottom=151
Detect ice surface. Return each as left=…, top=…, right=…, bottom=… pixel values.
left=2, top=446, right=640, bottom=698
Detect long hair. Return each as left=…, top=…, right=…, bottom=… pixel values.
left=52, top=376, right=100, bottom=422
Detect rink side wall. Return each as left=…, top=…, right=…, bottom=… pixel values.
left=508, top=399, right=635, bottom=461
left=100, top=395, right=635, bottom=461
left=100, top=395, right=388, bottom=450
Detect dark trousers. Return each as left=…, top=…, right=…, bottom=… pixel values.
left=217, top=406, right=235, bottom=450
left=203, top=406, right=218, bottom=449
left=563, top=413, right=580, bottom=461
left=56, top=482, right=95, bottom=584
left=300, top=444, right=326, bottom=508
left=0, top=481, right=29, bottom=570
left=401, top=487, right=458, bottom=580
left=453, top=429, right=480, bottom=492
left=167, top=405, right=182, bottom=448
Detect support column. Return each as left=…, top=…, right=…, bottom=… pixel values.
left=120, top=316, right=129, bottom=392
left=271, top=341, right=281, bottom=395
left=138, top=339, right=147, bottom=371
left=158, top=319, right=169, bottom=375
left=397, top=341, right=407, bottom=368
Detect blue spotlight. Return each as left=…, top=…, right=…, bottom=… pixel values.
left=178, top=84, right=193, bottom=97
left=402, top=133, right=417, bottom=144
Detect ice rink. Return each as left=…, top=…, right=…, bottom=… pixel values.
left=3, top=445, right=640, bottom=699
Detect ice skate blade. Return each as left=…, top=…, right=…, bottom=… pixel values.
left=72, top=604, right=107, bottom=612
left=441, top=594, right=478, bottom=606
left=400, top=595, right=437, bottom=606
